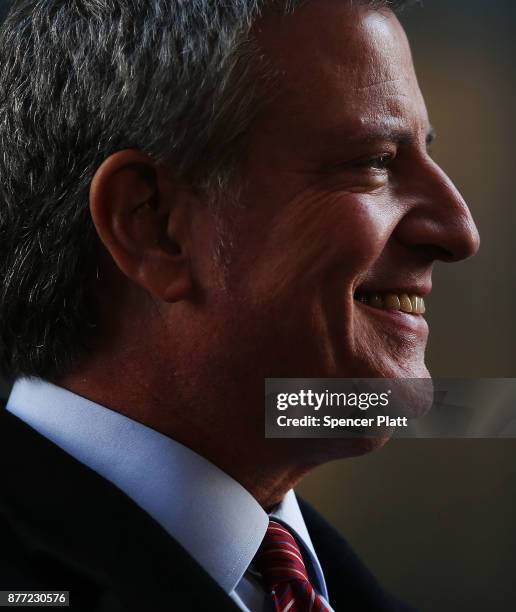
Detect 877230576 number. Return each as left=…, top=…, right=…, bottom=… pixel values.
left=0, top=592, right=69, bottom=607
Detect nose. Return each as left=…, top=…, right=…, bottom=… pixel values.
left=395, top=158, right=480, bottom=263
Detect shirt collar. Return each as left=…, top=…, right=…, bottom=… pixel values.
left=6, top=377, right=327, bottom=598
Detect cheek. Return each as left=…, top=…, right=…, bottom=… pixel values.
left=247, top=190, right=393, bottom=305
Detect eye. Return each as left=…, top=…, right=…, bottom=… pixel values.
left=359, top=153, right=395, bottom=171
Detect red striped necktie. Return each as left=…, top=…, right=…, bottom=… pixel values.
left=253, top=519, right=330, bottom=612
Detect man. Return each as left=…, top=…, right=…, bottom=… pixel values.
left=0, top=1, right=479, bottom=610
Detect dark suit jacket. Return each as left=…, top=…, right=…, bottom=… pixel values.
left=0, top=408, right=416, bottom=611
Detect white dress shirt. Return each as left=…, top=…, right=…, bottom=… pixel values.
left=6, top=378, right=333, bottom=611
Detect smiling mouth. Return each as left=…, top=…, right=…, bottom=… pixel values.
left=354, top=291, right=426, bottom=315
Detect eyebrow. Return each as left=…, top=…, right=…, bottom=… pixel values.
left=352, top=125, right=436, bottom=148
left=307, top=122, right=438, bottom=167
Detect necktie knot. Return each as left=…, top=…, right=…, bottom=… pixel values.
left=253, top=520, right=330, bottom=611
left=253, top=520, right=310, bottom=589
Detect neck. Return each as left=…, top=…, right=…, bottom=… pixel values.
left=57, top=356, right=321, bottom=508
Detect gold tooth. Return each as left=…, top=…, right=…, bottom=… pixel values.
left=419, top=297, right=426, bottom=314
left=399, top=294, right=413, bottom=313
left=370, top=294, right=384, bottom=309
left=384, top=294, right=401, bottom=310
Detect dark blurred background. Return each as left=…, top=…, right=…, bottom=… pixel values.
left=300, top=1, right=516, bottom=610
left=1, top=0, right=515, bottom=610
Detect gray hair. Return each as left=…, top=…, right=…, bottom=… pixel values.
left=0, top=0, right=413, bottom=380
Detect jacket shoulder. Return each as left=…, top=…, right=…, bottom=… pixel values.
left=0, top=408, right=238, bottom=612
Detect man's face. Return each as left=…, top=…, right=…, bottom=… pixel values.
left=193, top=2, right=479, bottom=392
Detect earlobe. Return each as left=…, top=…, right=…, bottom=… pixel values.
left=89, top=149, right=194, bottom=303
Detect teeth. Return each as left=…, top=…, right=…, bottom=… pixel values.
left=355, top=291, right=426, bottom=315
left=399, top=294, right=413, bottom=313
left=411, top=296, right=426, bottom=315
left=384, top=294, right=401, bottom=310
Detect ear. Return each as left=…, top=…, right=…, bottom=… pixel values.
left=89, top=150, right=194, bottom=303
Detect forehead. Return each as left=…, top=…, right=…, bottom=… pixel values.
left=251, top=1, right=428, bottom=153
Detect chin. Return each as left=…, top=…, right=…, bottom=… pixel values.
left=344, top=351, right=430, bottom=380
left=305, top=434, right=392, bottom=466
left=379, top=360, right=430, bottom=380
